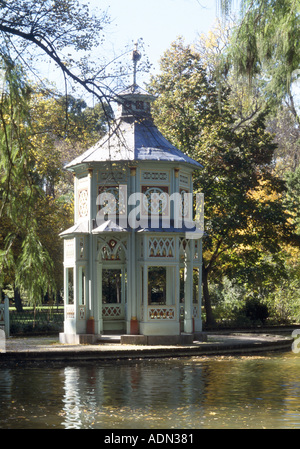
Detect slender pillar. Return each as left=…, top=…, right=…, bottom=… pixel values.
left=195, top=239, right=203, bottom=332
left=97, top=262, right=103, bottom=333
left=143, top=263, right=148, bottom=323
left=88, top=168, right=94, bottom=320
left=129, top=166, right=138, bottom=334
left=184, top=240, right=194, bottom=333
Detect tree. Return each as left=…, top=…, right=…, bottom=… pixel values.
left=0, top=62, right=56, bottom=307
left=285, top=166, right=300, bottom=234
left=30, top=89, right=110, bottom=198
left=0, top=61, right=111, bottom=307
left=267, top=105, right=300, bottom=174
left=0, top=1, right=124, bottom=307
left=216, top=0, right=300, bottom=125
left=149, top=39, right=298, bottom=325
left=196, top=15, right=300, bottom=176
left=0, top=0, right=112, bottom=104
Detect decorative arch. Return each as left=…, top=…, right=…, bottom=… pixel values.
left=179, top=237, right=190, bottom=261
left=97, top=236, right=127, bottom=262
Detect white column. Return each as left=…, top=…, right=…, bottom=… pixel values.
left=97, top=262, right=103, bottom=333
left=166, top=266, right=173, bottom=305
left=195, top=239, right=203, bottom=332
left=129, top=166, right=138, bottom=334
left=143, top=263, right=148, bottom=322
left=184, top=240, right=194, bottom=333
left=88, top=168, right=94, bottom=318
left=74, top=260, right=79, bottom=332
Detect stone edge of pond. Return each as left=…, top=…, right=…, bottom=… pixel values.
left=0, top=333, right=295, bottom=364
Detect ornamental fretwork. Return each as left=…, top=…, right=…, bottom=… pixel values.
left=148, top=307, right=176, bottom=320
left=148, top=237, right=175, bottom=258
left=98, top=237, right=127, bottom=261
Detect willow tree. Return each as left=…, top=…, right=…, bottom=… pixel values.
left=0, top=62, right=58, bottom=308
left=217, top=0, right=300, bottom=124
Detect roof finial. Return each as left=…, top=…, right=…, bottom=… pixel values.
left=131, top=41, right=141, bottom=86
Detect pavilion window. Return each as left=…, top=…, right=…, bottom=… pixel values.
left=180, top=268, right=185, bottom=304
left=66, top=267, right=74, bottom=305
left=102, top=269, right=122, bottom=304
left=193, top=268, right=199, bottom=304
left=148, top=267, right=166, bottom=305
left=79, top=266, right=86, bottom=306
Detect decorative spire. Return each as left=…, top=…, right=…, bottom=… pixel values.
left=131, top=41, right=141, bottom=86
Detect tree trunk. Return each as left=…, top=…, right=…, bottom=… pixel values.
left=14, top=286, right=23, bottom=312
left=202, top=267, right=216, bottom=326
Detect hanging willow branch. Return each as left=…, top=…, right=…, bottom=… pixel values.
left=216, top=0, right=300, bottom=121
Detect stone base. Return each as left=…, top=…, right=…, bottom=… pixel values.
left=121, top=333, right=207, bottom=346
left=59, top=333, right=97, bottom=345
left=193, top=332, right=208, bottom=342
left=59, top=332, right=208, bottom=346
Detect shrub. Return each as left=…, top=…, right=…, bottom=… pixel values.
left=242, top=296, right=269, bottom=324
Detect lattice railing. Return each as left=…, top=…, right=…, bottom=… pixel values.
left=148, top=306, right=176, bottom=320
left=102, top=304, right=125, bottom=320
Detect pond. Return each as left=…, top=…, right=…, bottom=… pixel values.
left=1, top=350, right=300, bottom=429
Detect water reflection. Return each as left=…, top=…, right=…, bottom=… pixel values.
left=1, top=352, right=300, bottom=428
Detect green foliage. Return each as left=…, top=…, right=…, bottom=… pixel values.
left=217, top=0, right=300, bottom=122
left=9, top=306, right=64, bottom=335
left=149, top=38, right=298, bottom=325
left=284, top=167, right=300, bottom=233
left=0, top=62, right=56, bottom=306
left=209, top=277, right=246, bottom=321
left=241, top=295, right=269, bottom=324
left=0, top=56, right=109, bottom=308
left=15, top=230, right=55, bottom=308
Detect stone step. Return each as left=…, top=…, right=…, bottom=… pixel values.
left=97, top=335, right=121, bottom=343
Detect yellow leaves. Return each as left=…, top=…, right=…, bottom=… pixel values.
left=248, top=179, right=282, bottom=203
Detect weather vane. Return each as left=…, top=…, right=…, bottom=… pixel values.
left=131, top=41, right=141, bottom=86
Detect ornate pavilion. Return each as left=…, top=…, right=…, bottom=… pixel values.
left=59, top=48, right=204, bottom=345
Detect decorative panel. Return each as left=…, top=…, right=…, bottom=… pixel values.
left=148, top=306, right=176, bottom=320
left=141, top=171, right=169, bottom=182
left=142, top=186, right=169, bottom=215
left=179, top=188, right=190, bottom=219
left=193, top=306, right=198, bottom=319
left=79, top=306, right=86, bottom=320
left=179, top=173, right=189, bottom=186
left=98, top=171, right=126, bottom=184
left=179, top=238, right=190, bottom=260
left=78, top=188, right=88, bottom=218
left=79, top=237, right=85, bottom=259
left=102, top=304, right=125, bottom=319
left=65, top=239, right=75, bottom=261
left=98, top=237, right=127, bottom=261
left=66, top=305, right=75, bottom=319
left=98, top=185, right=126, bottom=215
left=148, top=237, right=175, bottom=258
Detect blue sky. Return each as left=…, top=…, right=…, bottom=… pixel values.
left=96, top=0, right=222, bottom=75
left=44, top=1, right=241, bottom=98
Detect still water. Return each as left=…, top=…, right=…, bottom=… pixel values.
left=1, top=351, right=300, bottom=429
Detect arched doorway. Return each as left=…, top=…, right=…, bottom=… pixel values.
left=97, top=237, right=127, bottom=334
